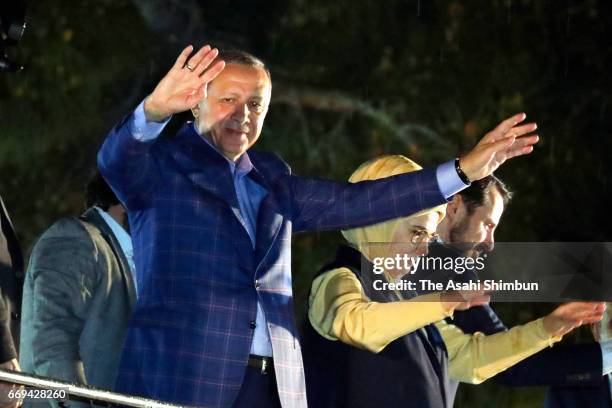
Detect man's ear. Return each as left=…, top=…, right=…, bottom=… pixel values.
left=447, top=195, right=464, bottom=221
left=191, top=103, right=200, bottom=119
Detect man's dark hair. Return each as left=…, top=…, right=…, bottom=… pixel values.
left=459, top=175, right=513, bottom=215
left=86, top=172, right=120, bottom=211
left=217, top=49, right=271, bottom=82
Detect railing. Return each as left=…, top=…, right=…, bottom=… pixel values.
left=0, top=369, right=187, bottom=408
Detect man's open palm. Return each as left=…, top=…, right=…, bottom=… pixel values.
left=144, top=45, right=226, bottom=122
left=460, top=113, right=540, bottom=181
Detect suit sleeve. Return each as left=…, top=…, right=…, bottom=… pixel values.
left=286, top=168, right=447, bottom=233
left=97, top=112, right=162, bottom=210
left=25, top=227, right=97, bottom=387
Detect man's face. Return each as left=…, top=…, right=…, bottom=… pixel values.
left=108, top=203, right=130, bottom=233
left=449, top=189, right=505, bottom=257
left=193, top=63, right=272, bottom=161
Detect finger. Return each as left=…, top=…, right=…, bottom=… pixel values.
left=492, top=133, right=539, bottom=160
left=583, top=306, right=606, bottom=317
left=505, top=144, right=535, bottom=160
left=564, top=310, right=605, bottom=323
left=185, top=44, right=212, bottom=72
left=173, top=45, right=194, bottom=70
left=556, top=303, right=593, bottom=316
left=570, top=306, right=606, bottom=318
left=587, top=312, right=606, bottom=320
left=195, top=48, right=221, bottom=76
left=487, top=134, right=516, bottom=156
left=579, top=316, right=604, bottom=325
left=564, top=301, right=604, bottom=311
left=479, top=113, right=528, bottom=145
left=514, top=134, right=540, bottom=147
left=503, top=135, right=539, bottom=159
left=507, top=122, right=537, bottom=138
left=200, top=60, right=226, bottom=84
left=493, top=113, right=527, bottom=136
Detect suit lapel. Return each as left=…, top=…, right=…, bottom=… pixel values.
left=167, top=124, right=252, bottom=237
left=248, top=164, right=283, bottom=274
left=167, top=126, right=285, bottom=272
left=80, top=208, right=137, bottom=309
left=253, top=198, right=283, bottom=275
left=167, top=123, right=238, bottom=207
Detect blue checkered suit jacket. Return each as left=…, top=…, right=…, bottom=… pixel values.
left=97, top=118, right=447, bottom=407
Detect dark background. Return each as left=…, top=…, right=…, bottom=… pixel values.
left=1, top=0, right=611, bottom=406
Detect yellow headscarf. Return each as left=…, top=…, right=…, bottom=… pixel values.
left=341, top=155, right=447, bottom=260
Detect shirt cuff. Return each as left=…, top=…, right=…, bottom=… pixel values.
left=600, top=339, right=612, bottom=375
left=534, top=317, right=563, bottom=347
left=436, top=160, right=470, bottom=199
left=128, top=99, right=171, bottom=141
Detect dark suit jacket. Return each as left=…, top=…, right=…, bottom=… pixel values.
left=0, top=194, right=23, bottom=362
left=20, top=208, right=136, bottom=404
left=545, top=379, right=611, bottom=408
left=423, top=242, right=605, bottom=405
left=98, top=119, right=447, bottom=407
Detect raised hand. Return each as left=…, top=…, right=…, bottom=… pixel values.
left=459, top=113, right=539, bottom=182
left=543, top=302, right=605, bottom=338
left=144, top=45, right=226, bottom=122
left=440, top=289, right=491, bottom=313
left=591, top=304, right=612, bottom=341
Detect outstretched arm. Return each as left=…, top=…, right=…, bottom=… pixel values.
left=443, top=302, right=605, bottom=384
left=307, top=267, right=488, bottom=353
left=451, top=305, right=606, bottom=387
left=289, top=114, right=538, bottom=232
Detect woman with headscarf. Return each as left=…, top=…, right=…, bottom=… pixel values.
left=302, top=155, right=604, bottom=408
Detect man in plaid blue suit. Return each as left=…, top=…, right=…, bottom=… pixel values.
left=98, top=45, right=539, bottom=407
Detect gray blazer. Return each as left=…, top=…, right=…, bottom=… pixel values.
left=19, top=208, right=136, bottom=405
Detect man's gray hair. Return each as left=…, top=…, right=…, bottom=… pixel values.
left=217, top=49, right=271, bottom=82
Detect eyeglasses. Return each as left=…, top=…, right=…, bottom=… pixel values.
left=410, top=228, right=439, bottom=246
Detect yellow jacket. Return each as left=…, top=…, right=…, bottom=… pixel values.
left=308, top=267, right=561, bottom=383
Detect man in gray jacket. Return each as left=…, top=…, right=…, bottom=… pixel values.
left=19, top=173, right=136, bottom=406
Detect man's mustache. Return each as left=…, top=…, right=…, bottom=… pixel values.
left=225, top=120, right=250, bottom=133
left=472, top=242, right=492, bottom=257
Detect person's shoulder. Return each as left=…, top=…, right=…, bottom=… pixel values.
left=40, top=216, right=88, bottom=238
left=249, top=149, right=292, bottom=175
left=33, top=216, right=99, bottom=251
left=312, top=267, right=360, bottom=294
